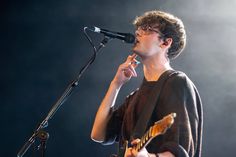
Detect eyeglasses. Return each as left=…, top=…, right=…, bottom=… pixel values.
left=136, top=26, right=164, bottom=37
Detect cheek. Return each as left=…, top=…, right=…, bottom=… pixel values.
left=143, top=38, right=159, bottom=51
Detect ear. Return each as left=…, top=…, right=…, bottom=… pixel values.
left=161, top=38, right=172, bottom=49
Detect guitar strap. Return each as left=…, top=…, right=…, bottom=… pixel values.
left=131, top=70, right=179, bottom=140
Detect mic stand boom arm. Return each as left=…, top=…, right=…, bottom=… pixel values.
left=17, top=30, right=112, bottom=157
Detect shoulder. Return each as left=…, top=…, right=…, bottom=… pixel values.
left=167, top=71, right=187, bottom=85
left=166, top=71, right=197, bottom=92
left=168, top=71, right=194, bottom=85
left=169, top=71, right=187, bottom=81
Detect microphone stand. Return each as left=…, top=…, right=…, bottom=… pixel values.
left=17, top=35, right=112, bottom=157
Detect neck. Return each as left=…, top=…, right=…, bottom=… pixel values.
left=142, top=54, right=172, bottom=81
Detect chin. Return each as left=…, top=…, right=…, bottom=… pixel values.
left=132, top=47, right=141, bottom=54
left=132, top=49, right=140, bottom=55
left=132, top=50, right=146, bottom=59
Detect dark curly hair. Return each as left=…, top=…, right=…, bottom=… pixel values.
left=133, top=10, right=186, bottom=59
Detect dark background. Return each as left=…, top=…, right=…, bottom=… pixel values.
left=1, top=0, right=236, bottom=156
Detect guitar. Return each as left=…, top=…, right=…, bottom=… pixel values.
left=111, top=113, right=176, bottom=157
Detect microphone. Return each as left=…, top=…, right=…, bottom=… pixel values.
left=88, top=26, right=135, bottom=44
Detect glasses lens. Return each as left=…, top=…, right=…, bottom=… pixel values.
left=136, top=25, right=164, bottom=38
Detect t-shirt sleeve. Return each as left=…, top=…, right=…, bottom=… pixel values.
left=101, top=103, right=126, bottom=145
left=155, top=73, right=202, bottom=157
left=102, top=90, right=137, bottom=145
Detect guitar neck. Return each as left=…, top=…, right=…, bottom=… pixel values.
left=132, top=113, right=176, bottom=152
left=133, top=126, right=154, bottom=152
left=110, top=113, right=176, bottom=157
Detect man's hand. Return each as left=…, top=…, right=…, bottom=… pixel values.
left=112, top=53, right=139, bottom=87
left=124, top=139, right=150, bottom=157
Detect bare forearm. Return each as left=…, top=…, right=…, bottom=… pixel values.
left=91, top=54, right=138, bottom=142
left=91, top=81, right=121, bottom=142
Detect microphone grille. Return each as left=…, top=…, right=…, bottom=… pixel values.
left=125, top=33, right=135, bottom=44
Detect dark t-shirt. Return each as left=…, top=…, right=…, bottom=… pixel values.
left=103, top=71, right=203, bottom=157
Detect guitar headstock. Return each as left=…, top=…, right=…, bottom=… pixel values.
left=150, top=113, right=176, bottom=137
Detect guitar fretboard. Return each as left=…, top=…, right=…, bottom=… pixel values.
left=110, top=113, right=176, bottom=157
left=133, top=113, right=176, bottom=152
left=134, top=126, right=154, bottom=151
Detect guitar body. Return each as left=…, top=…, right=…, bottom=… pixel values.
left=110, top=113, right=176, bottom=157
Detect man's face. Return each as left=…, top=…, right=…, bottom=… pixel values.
left=132, top=26, right=164, bottom=57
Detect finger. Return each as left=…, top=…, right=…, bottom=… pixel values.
left=130, top=53, right=137, bottom=60
left=123, top=69, right=132, bottom=78
left=125, top=148, right=133, bottom=157
left=127, top=53, right=137, bottom=62
left=130, top=148, right=138, bottom=156
left=125, top=64, right=137, bottom=77
left=122, top=62, right=137, bottom=75
left=131, top=59, right=140, bottom=68
left=123, top=68, right=136, bottom=78
left=131, top=139, right=141, bottom=145
left=120, top=61, right=138, bottom=78
left=128, top=65, right=137, bottom=77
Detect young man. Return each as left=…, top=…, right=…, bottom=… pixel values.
left=91, top=11, right=203, bottom=157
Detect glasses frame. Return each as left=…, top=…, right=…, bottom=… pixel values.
left=136, top=25, right=165, bottom=38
